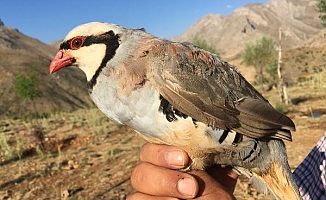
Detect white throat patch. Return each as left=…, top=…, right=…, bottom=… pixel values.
left=75, top=43, right=107, bottom=81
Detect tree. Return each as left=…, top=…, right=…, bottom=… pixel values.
left=14, top=67, right=42, bottom=117
left=266, top=58, right=278, bottom=88
left=276, top=28, right=289, bottom=105
left=317, top=0, right=326, bottom=27
left=242, top=35, right=276, bottom=91
left=192, top=37, right=220, bottom=57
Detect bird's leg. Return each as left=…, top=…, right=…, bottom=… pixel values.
left=237, top=139, right=260, bottom=163
left=181, top=139, right=261, bottom=172
left=214, top=138, right=261, bottom=167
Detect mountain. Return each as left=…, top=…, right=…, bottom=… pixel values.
left=0, top=20, right=93, bottom=118
left=175, top=0, right=322, bottom=60
left=49, top=40, right=62, bottom=50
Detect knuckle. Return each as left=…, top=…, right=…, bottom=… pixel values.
left=130, top=163, right=147, bottom=187
left=139, top=143, right=151, bottom=161
left=126, top=193, right=136, bottom=200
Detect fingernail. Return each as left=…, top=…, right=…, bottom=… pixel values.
left=166, top=150, right=186, bottom=168
left=177, top=177, right=197, bottom=197
left=228, top=169, right=240, bottom=179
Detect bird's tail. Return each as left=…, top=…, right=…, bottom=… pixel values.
left=255, top=140, right=301, bottom=200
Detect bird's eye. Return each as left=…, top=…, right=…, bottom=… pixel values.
left=70, top=36, right=85, bottom=50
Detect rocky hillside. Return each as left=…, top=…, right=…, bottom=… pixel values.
left=175, top=0, right=322, bottom=60
left=0, top=20, right=93, bottom=118
left=49, top=40, right=62, bottom=50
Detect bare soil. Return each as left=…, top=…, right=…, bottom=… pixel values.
left=1, top=84, right=325, bottom=200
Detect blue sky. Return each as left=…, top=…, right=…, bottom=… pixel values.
left=1, top=0, right=268, bottom=44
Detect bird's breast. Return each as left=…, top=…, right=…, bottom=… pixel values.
left=90, top=73, right=241, bottom=168
left=90, top=73, right=171, bottom=139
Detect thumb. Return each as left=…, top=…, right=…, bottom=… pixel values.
left=206, top=165, right=238, bottom=194
left=189, top=170, right=237, bottom=200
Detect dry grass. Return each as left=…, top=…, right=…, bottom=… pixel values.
left=0, top=108, right=144, bottom=199
left=1, top=78, right=326, bottom=199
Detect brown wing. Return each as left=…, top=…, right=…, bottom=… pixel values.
left=146, top=40, right=295, bottom=141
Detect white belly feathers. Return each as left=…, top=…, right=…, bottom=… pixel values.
left=90, top=72, right=238, bottom=147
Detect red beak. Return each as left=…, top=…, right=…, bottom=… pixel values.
left=49, top=50, right=75, bottom=74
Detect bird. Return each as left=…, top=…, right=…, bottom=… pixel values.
left=49, top=22, right=300, bottom=199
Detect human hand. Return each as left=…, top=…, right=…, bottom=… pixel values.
left=128, top=143, right=238, bottom=200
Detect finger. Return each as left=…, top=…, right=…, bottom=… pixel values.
left=131, top=162, right=198, bottom=199
left=140, top=143, right=189, bottom=169
left=206, top=165, right=238, bottom=193
left=189, top=170, right=237, bottom=200
left=207, top=165, right=238, bottom=180
left=127, top=192, right=178, bottom=200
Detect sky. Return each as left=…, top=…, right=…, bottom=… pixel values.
left=0, top=0, right=269, bottom=44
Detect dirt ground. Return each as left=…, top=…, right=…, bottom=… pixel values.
left=0, top=84, right=325, bottom=200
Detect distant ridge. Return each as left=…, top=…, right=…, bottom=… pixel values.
left=175, top=0, right=322, bottom=60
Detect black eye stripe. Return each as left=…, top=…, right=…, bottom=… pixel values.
left=60, top=30, right=119, bottom=50
left=59, top=41, right=70, bottom=50
left=58, top=30, right=120, bottom=90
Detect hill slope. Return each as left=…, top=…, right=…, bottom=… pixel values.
left=175, top=0, right=322, bottom=60
left=0, top=22, right=93, bottom=118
